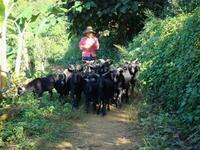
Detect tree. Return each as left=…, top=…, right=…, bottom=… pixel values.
left=0, top=0, right=15, bottom=89
left=14, top=6, right=39, bottom=76
left=61, top=0, right=168, bottom=42
left=0, top=0, right=15, bottom=71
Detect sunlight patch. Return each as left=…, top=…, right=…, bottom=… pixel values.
left=115, top=137, right=131, bottom=145
left=75, top=122, right=87, bottom=128
left=56, top=142, right=73, bottom=149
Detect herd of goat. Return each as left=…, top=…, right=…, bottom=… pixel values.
left=17, top=59, right=140, bottom=116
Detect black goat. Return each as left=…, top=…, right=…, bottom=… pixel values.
left=17, top=75, right=57, bottom=98
left=96, top=71, right=115, bottom=116
left=83, top=73, right=98, bottom=113
left=67, top=64, right=84, bottom=110
left=54, top=73, right=70, bottom=104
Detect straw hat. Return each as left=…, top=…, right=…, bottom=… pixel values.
left=83, top=26, right=96, bottom=34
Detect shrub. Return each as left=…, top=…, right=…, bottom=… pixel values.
left=126, top=8, right=200, bottom=149
left=0, top=92, right=80, bottom=149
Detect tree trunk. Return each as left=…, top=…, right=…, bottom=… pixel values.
left=15, top=31, right=24, bottom=76
left=0, top=1, right=10, bottom=89
left=0, top=2, right=8, bottom=73
left=24, top=47, right=29, bottom=70
left=0, top=66, right=8, bottom=90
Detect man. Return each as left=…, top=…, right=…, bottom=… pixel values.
left=79, top=26, right=100, bottom=62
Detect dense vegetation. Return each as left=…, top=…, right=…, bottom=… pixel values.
left=62, top=0, right=168, bottom=42
left=127, top=8, right=200, bottom=149
left=0, top=0, right=200, bottom=149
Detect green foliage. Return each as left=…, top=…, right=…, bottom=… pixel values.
left=15, top=6, right=40, bottom=31
left=62, top=0, right=168, bottom=42
left=57, top=35, right=82, bottom=65
left=2, top=0, right=200, bottom=149
left=0, top=0, right=5, bottom=25
left=161, top=0, right=200, bottom=17
left=0, top=92, right=84, bottom=149
left=5, top=0, right=69, bottom=75
left=126, top=8, right=200, bottom=149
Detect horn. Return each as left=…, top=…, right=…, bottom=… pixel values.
left=98, top=59, right=105, bottom=63
left=68, top=64, right=75, bottom=72
left=84, top=78, right=89, bottom=82
left=94, top=73, right=100, bottom=78
left=102, top=71, right=110, bottom=77
left=76, top=64, right=83, bottom=72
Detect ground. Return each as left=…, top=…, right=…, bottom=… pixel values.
left=46, top=105, right=141, bottom=150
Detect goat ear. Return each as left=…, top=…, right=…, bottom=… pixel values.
left=82, top=63, right=87, bottom=68
left=134, top=58, right=139, bottom=63
left=98, top=59, right=105, bottom=63
left=94, top=73, right=100, bottom=78
left=63, top=69, right=69, bottom=75
left=84, top=78, right=89, bottom=82
left=59, top=73, right=66, bottom=80
left=87, top=60, right=95, bottom=64
left=128, top=64, right=135, bottom=75
left=123, top=66, right=127, bottom=70
left=68, top=64, right=74, bottom=72
left=132, top=59, right=140, bottom=65
left=90, top=65, right=95, bottom=70
left=68, top=68, right=73, bottom=72
left=102, top=71, right=110, bottom=77
left=91, top=78, right=96, bottom=82
left=17, top=86, right=22, bottom=91
left=17, top=86, right=25, bottom=95
left=77, top=65, right=83, bottom=72
left=117, top=67, right=123, bottom=73
left=18, top=86, right=25, bottom=90
left=106, top=59, right=112, bottom=65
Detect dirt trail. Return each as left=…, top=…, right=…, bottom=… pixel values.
left=55, top=106, right=140, bottom=150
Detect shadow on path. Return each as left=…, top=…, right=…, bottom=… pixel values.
left=50, top=105, right=141, bottom=150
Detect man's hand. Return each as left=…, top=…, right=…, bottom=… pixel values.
left=80, top=45, right=90, bottom=50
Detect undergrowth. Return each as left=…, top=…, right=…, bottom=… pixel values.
left=0, top=92, right=85, bottom=149
left=124, top=8, right=200, bottom=150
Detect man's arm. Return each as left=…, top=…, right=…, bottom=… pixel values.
left=95, top=38, right=100, bottom=50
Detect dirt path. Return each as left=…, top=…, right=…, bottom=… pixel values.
left=44, top=65, right=141, bottom=150
left=55, top=106, right=140, bottom=150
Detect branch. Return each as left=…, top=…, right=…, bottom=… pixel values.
left=6, top=3, right=15, bottom=18
left=24, top=20, right=31, bottom=32
left=14, top=21, right=21, bottom=33
left=185, top=129, right=200, bottom=142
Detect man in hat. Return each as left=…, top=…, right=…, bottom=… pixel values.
left=79, top=26, right=100, bottom=62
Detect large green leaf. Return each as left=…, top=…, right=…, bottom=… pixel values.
left=16, top=17, right=26, bottom=31
left=84, top=1, right=96, bottom=10
left=15, top=7, right=40, bottom=31
left=17, top=6, right=33, bottom=20
left=35, top=18, right=51, bottom=34
left=30, top=13, right=40, bottom=23
left=48, top=6, right=68, bottom=15
left=0, top=0, right=5, bottom=26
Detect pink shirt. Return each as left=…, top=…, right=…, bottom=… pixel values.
left=79, top=36, right=100, bottom=57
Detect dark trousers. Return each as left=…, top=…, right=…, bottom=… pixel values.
left=82, top=56, right=96, bottom=62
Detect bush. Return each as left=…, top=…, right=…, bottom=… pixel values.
left=126, top=8, right=200, bottom=149
left=0, top=92, right=81, bottom=149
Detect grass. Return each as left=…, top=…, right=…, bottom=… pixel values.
left=0, top=91, right=86, bottom=149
